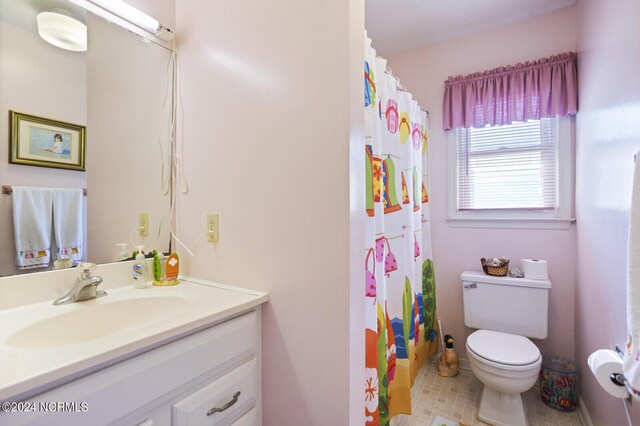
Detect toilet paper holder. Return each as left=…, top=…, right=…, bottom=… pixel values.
left=588, top=348, right=630, bottom=399
left=610, top=372, right=626, bottom=387
left=610, top=345, right=627, bottom=387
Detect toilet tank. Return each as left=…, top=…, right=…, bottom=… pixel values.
left=461, top=270, right=551, bottom=339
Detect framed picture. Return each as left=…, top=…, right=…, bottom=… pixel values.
left=9, top=111, right=86, bottom=171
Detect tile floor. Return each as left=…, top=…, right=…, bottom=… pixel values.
left=394, top=360, right=584, bottom=426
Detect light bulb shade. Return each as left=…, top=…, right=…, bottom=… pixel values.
left=37, top=11, right=87, bottom=52
left=88, top=0, right=160, bottom=32
left=69, top=0, right=173, bottom=42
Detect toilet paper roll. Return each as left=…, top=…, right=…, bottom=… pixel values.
left=588, top=349, right=628, bottom=398
left=521, top=258, right=549, bottom=280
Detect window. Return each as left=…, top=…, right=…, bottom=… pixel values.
left=458, top=118, right=556, bottom=210
left=448, top=117, right=574, bottom=229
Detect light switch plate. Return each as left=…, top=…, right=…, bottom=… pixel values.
left=139, top=211, right=149, bottom=237
left=207, top=213, right=219, bottom=242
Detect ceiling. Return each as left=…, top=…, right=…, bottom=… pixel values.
left=365, top=0, right=577, bottom=56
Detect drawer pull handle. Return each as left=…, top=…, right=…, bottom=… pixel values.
left=207, top=391, right=241, bottom=416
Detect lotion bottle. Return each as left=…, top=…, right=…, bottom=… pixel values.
left=132, top=246, right=148, bottom=289
left=152, top=252, right=166, bottom=286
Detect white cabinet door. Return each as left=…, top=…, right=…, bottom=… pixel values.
left=173, top=359, right=257, bottom=426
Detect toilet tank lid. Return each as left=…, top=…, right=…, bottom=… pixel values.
left=461, top=270, right=551, bottom=289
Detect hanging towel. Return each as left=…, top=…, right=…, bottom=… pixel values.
left=625, top=151, right=640, bottom=399
left=51, top=188, right=83, bottom=264
left=11, top=187, right=53, bottom=269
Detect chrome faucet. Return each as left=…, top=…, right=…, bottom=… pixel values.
left=53, top=262, right=107, bottom=305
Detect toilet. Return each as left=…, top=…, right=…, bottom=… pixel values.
left=461, top=271, right=551, bottom=426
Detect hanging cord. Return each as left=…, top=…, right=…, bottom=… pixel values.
left=158, top=52, right=175, bottom=195
left=169, top=154, right=208, bottom=257
left=128, top=51, right=175, bottom=254
left=169, top=51, right=188, bottom=195
left=127, top=197, right=169, bottom=252
left=159, top=51, right=187, bottom=195
left=135, top=190, right=171, bottom=251
left=168, top=172, right=209, bottom=257
left=125, top=193, right=170, bottom=254
left=124, top=50, right=200, bottom=257
left=129, top=226, right=144, bottom=251
left=162, top=51, right=208, bottom=257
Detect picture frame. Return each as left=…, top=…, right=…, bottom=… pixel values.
left=9, top=111, right=86, bottom=171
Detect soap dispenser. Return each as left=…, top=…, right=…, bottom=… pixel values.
left=132, top=246, right=148, bottom=289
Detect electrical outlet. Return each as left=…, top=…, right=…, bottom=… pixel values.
left=139, top=211, right=149, bottom=237
left=207, top=213, right=219, bottom=242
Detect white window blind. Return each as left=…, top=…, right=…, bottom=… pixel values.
left=456, top=118, right=558, bottom=211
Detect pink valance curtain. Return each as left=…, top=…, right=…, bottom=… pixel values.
left=443, top=52, right=578, bottom=130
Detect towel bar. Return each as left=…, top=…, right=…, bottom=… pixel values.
left=2, top=185, right=87, bottom=196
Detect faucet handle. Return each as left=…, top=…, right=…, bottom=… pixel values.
left=77, top=262, right=96, bottom=278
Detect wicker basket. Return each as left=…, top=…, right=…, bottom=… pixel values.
left=481, top=258, right=509, bottom=276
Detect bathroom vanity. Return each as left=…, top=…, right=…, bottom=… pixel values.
left=0, top=263, right=267, bottom=425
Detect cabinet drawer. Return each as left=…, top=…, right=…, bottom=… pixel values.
left=173, top=358, right=257, bottom=426
left=231, top=408, right=257, bottom=426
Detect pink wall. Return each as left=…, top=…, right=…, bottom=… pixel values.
left=0, top=22, right=87, bottom=276
left=386, top=7, right=578, bottom=362
left=174, top=1, right=364, bottom=425
left=575, top=0, right=640, bottom=424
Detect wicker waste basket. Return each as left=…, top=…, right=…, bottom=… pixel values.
left=540, top=357, right=578, bottom=412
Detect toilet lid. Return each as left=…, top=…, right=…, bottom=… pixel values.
left=467, top=330, right=540, bottom=366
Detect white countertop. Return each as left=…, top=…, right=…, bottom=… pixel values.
left=0, top=273, right=267, bottom=401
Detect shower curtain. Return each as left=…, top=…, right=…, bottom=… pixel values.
left=364, top=38, right=438, bottom=426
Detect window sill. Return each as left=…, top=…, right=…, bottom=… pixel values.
left=447, top=217, right=576, bottom=230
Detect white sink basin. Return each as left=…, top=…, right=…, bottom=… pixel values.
left=6, top=295, right=192, bottom=348
left=0, top=269, right=268, bottom=402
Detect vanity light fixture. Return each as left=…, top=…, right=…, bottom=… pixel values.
left=36, top=10, right=87, bottom=52
left=69, top=0, right=174, bottom=41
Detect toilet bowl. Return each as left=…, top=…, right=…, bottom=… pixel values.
left=461, top=270, right=550, bottom=426
left=461, top=271, right=550, bottom=426
left=466, top=329, right=541, bottom=426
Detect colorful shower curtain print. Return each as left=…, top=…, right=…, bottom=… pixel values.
left=364, top=37, right=438, bottom=426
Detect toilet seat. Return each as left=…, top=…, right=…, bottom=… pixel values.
left=467, top=330, right=540, bottom=366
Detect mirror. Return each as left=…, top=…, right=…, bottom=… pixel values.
left=0, top=0, right=172, bottom=277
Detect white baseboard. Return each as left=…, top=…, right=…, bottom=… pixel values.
left=429, top=355, right=471, bottom=372
left=458, top=356, right=471, bottom=371
left=577, top=397, right=593, bottom=426
left=429, top=353, right=471, bottom=372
